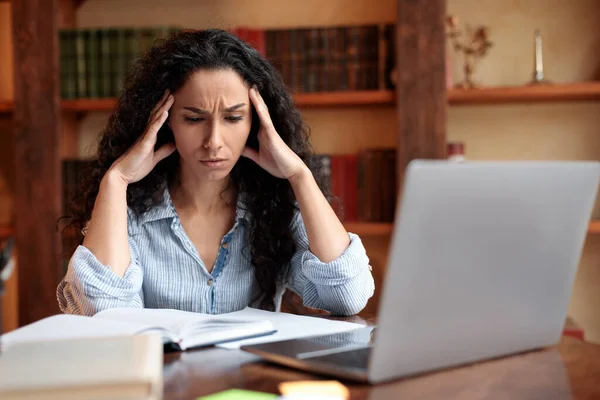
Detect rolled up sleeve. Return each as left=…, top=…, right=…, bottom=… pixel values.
left=287, top=214, right=375, bottom=316
left=56, top=236, right=145, bottom=316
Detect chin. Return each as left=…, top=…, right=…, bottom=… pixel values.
left=200, top=166, right=234, bottom=181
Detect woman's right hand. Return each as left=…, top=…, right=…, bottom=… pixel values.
left=109, top=90, right=176, bottom=184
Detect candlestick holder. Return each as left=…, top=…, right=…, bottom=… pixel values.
left=446, top=16, right=493, bottom=89
left=531, top=29, right=551, bottom=85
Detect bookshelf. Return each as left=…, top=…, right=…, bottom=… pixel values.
left=4, top=81, right=600, bottom=118
left=448, top=82, right=600, bottom=105
left=61, top=90, right=396, bottom=112
left=59, top=82, right=600, bottom=110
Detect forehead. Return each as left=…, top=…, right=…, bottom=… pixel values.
left=177, top=69, right=249, bottom=100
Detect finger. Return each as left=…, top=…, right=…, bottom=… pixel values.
left=157, top=94, right=175, bottom=119
left=249, top=86, right=276, bottom=133
left=143, top=110, right=169, bottom=144
left=154, top=142, right=177, bottom=163
left=241, top=146, right=259, bottom=164
left=150, top=90, right=171, bottom=120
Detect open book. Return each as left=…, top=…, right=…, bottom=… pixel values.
left=1, top=307, right=276, bottom=351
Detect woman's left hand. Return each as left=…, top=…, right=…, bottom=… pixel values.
left=242, top=86, right=308, bottom=181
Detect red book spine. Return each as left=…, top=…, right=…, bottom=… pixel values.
left=344, top=154, right=358, bottom=222
left=330, top=155, right=345, bottom=220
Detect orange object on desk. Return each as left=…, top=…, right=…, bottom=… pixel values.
left=563, top=317, right=584, bottom=340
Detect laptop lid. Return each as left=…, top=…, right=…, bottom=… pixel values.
left=368, top=160, right=599, bottom=383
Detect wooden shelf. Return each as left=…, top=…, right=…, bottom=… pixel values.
left=293, top=90, right=394, bottom=107
left=61, top=90, right=395, bottom=112
left=0, top=0, right=87, bottom=6
left=61, top=98, right=116, bottom=112
left=448, top=82, right=600, bottom=105
left=4, top=83, right=600, bottom=115
left=343, top=222, right=393, bottom=236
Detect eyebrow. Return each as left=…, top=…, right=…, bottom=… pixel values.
left=183, top=103, right=246, bottom=114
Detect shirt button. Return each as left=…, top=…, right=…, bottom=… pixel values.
left=222, top=242, right=229, bottom=249
left=207, top=279, right=214, bottom=286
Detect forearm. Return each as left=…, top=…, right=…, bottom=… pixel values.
left=82, top=169, right=131, bottom=277
left=290, top=167, right=350, bottom=263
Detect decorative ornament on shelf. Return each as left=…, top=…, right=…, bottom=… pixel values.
left=531, top=29, right=551, bottom=85
left=446, top=15, right=493, bottom=89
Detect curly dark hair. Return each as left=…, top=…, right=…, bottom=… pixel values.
left=65, top=29, right=330, bottom=311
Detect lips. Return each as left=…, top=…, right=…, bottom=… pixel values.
left=200, top=159, right=227, bottom=168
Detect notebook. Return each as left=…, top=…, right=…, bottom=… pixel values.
left=0, top=334, right=163, bottom=400
left=1, top=307, right=276, bottom=351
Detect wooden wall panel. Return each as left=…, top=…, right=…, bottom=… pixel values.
left=12, top=0, right=62, bottom=324
left=396, top=0, right=447, bottom=182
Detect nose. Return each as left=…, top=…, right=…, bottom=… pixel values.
left=204, top=120, right=224, bottom=150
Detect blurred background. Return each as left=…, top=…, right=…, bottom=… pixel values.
left=0, top=0, right=599, bottom=342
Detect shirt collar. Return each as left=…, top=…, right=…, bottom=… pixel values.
left=136, top=186, right=251, bottom=226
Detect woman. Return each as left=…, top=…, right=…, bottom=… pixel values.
left=57, top=29, right=374, bottom=317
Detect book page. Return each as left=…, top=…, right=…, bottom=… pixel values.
left=215, top=308, right=365, bottom=349
left=93, top=307, right=237, bottom=334
left=93, top=307, right=276, bottom=349
left=0, top=314, right=149, bottom=349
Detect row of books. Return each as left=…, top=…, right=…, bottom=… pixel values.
left=312, top=148, right=397, bottom=223
left=59, top=24, right=396, bottom=100
left=59, top=26, right=181, bottom=99
left=264, top=24, right=396, bottom=92
left=63, top=150, right=397, bottom=229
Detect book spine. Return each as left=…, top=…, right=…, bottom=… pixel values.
left=67, top=30, right=78, bottom=99
left=335, top=26, right=347, bottom=91
left=75, top=29, right=87, bottom=99
left=384, top=23, right=396, bottom=90
left=86, top=29, right=99, bottom=98
left=99, top=29, right=111, bottom=98
left=367, top=25, right=379, bottom=90
left=59, top=30, right=68, bottom=99
left=114, top=28, right=126, bottom=97
left=345, top=154, right=358, bottom=222
left=346, top=26, right=360, bottom=91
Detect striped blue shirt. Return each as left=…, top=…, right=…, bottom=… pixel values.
left=57, top=188, right=374, bottom=317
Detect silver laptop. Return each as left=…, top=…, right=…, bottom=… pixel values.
left=242, top=160, right=600, bottom=383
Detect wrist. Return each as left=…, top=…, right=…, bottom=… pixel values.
left=288, top=165, right=313, bottom=188
left=102, top=168, right=129, bottom=191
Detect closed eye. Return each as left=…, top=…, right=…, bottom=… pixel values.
left=226, top=116, right=243, bottom=122
left=184, top=116, right=204, bottom=123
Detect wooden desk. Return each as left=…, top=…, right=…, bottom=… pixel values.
left=162, top=315, right=600, bottom=399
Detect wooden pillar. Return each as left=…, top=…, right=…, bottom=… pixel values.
left=396, top=0, right=447, bottom=179
left=12, top=0, right=62, bottom=324
left=60, top=0, right=79, bottom=159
